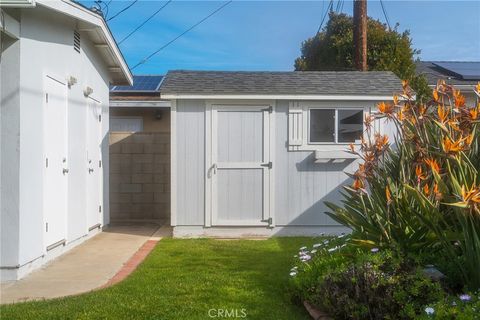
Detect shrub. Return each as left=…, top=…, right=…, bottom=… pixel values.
left=290, top=239, right=444, bottom=320
left=326, top=81, right=480, bottom=290
left=418, top=292, right=480, bottom=320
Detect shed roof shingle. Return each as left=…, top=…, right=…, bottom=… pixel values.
left=159, top=70, right=401, bottom=96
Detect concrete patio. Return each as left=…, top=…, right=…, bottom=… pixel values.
left=0, top=222, right=171, bottom=304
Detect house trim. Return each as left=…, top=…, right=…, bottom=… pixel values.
left=110, top=100, right=171, bottom=108
left=161, top=94, right=394, bottom=101
left=170, top=100, right=177, bottom=227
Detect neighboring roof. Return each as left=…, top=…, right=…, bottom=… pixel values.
left=160, top=70, right=401, bottom=99
left=21, top=0, right=133, bottom=85
left=416, top=61, right=480, bottom=86
left=111, top=75, right=164, bottom=93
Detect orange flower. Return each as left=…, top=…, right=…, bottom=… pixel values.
left=375, top=134, right=389, bottom=151
left=469, top=107, right=478, bottom=120
left=425, top=158, right=440, bottom=174
left=453, top=90, right=465, bottom=108
left=397, top=109, right=405, bottom=121
left=423, top=184, right=430, bottom=195
left=418, top=104, right=427, bottom=117
left=437, top=105, right=448, bottom=123
left=378, top=102, right=395, bottom=115
left=433, top=183, right=442, bottom=200
left=352, top=178, right=364, bottom=190
left=386, top=186, right=392, bottom=204
left=461, top=185, right=480, bottom=206
left=433, top=89, right=439, bottom=102
left=416, top=165, right=427, bottom=181
left=442, top=136, right=464, bottom=153
left=393, top=95, right=399, bottom=105
left=402, top=80, right=409, bottom=89
left=476, top=82, right=480, bottom=93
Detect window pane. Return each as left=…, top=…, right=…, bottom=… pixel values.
left=310, top=109, right=335, bottom=142
left=338, top=109, right=363, bottom=143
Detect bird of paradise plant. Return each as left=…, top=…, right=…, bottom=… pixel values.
left=326, top=80, right=480, bottom=290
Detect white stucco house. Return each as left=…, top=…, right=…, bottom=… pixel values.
left=0, top=0, right=132, bottom=281
left=159, top=70, right=401, bottom=238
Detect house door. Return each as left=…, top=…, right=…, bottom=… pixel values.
left=44, top=76, right=68, bottom=248
left=86, top=100, right=102, bottom=230
left=208, top=105, right=273, bottom=226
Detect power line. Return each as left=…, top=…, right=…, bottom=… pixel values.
left=107, top=0, right=138, bottom=22
left=131, top=0, right=233, bottom=70
left=118, top=0, right=172, bottom=45
left=317, top=0, right=333, bottom=34
left=379, top=0, right=391, bottom=30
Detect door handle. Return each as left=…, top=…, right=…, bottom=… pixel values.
left=63, top=168, right=69, bottom=174
left=89, top=168, right=94, bottom=173
left=212, top=163, right=217, bottom=174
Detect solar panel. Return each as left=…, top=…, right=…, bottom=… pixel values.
left=111, top=75, right=164, bottom=92
left=433, top=62, right=480, bottom=80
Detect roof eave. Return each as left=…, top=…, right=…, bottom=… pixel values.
left=36, top=0, right=132, bottom=86
left=160, top=94, right=394, bottom=101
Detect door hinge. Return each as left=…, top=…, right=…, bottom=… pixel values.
left=261, top=162, right=273, bottom=169
left=262, top=106, right=273, bottom=113
left=262, top=217, right=273, bottom=225
left=99, top=160, right=102, bottom=168
left=46, top=93, right=49, bottom=103
left=99, top=205, right=102, bottom=213
left=98, top=115, right=101, bottom=122
left=45, top=158, right=48, bottom=168
left=45, top=222, right=48, bottom=232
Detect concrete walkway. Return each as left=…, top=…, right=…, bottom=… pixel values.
left=0, top=222, right=171, bottom=304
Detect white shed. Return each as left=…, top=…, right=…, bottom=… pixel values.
left=160, top=70, right=400, bottom=238
left=0, top=0, right=132, bottom=281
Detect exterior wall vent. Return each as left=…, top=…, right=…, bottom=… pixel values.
left=73, top=30, right=81, bottom=53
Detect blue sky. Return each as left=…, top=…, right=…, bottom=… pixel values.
left=83, top=1, right=480, bottom=74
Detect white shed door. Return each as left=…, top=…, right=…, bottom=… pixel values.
left=86, top=101, right=102, bottom=230
left=210, top=106, right=272, bottom=226
left=44, top=76, right=68, bottom=247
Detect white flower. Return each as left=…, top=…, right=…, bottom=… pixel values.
left=337, top=234, right=346, bottom=238
left=294, top=255, right=297, bottom=258
left=323, top=240, right=330, bottom=245
left=313, top=243, right=322, bottom=248
left=425, top=307, right=435, bottom=315
left=460, top=294, right=472, bottom=302
left=371, top=248, right=379, bottom=253
left=299, top=246, right=307, bottom=251
left=328, top=247, right=338, bottom=253
left=300, top=255, right=312, bottom=262
left=311, top=249, right=317, bottom=254
left=290, top=272, right=297, bottom=277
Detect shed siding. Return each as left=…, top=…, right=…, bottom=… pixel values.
left=174, top=99, right=392, bottom=229
left=274, top=101, right=357, bottom=226
left=176, top=100, right=205, bottom=225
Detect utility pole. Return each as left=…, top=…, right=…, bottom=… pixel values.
left=353, top=0, right=367, bottom=71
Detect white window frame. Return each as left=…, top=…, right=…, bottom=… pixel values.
left=308, top=107, right=364, bottom=145
left=288, top=101, right=382, bottom=157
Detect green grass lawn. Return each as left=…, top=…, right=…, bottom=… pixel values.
left=1, top=237, right=317, bottom=320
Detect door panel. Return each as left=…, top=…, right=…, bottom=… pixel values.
left=210, top=105, right=272, bottom=226
left=86, top=100, right=102, bottom=230
left=217, top=111, right=264, bottom=162
left=44, top=76, right=68, bottom=247
left=217, top=168, right=264, bottom=224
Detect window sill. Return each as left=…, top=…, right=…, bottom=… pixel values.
left=314, top=150, right=359, bottom=163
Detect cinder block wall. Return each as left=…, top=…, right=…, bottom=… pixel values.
left=109, top=132, right=170, bottom=221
